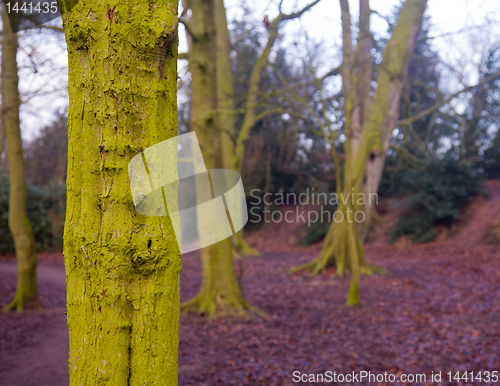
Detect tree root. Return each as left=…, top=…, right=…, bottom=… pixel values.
left=290, top=257, right=386, bottom=277
left=3, top=293, right=41, bottom=312
left=181, top=294, right=269, bottom=319
left=233, top=239, right=260, bottom=258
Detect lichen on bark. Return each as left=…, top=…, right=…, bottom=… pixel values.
left=57, top=0, right=181, bottom=383
left=181, top=0, right=263, bottom=317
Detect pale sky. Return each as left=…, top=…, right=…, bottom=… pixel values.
left=17, top=0, right=500, bottom=140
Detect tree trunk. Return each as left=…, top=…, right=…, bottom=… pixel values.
left=2, top=7, right=39, bottom=312
left=232, top=229, right=259, bottom=257
left=58, top=1, right=181, bottom=383
left=53, top=120, right=67, bottom=184
left=213, top=0, right=258, bottom=257
left=0, top=116, right=5, bottom=158
left=181, top=232, right=259, bottom=316
left=292, top=0, right=427, bottom=305
left=182, top=0, right=260, bottom=317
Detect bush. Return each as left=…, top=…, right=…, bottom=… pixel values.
left=479, top=128, right=500, bottom=179
left=297, top=205, right=337, bottom=246
left=298, top=215, right=333, bottom=246
left=391, top=157, right=483, bottom=243
left=0, top=176, right=65, bottom=253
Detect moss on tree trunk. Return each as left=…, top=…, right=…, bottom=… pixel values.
left=58, top=1, right=181, bottom=383
left=181, top=0, right=261, bottom=317
left=181, top=238, right=261, bottom=317
left=2, top=8, right=40, bottom=312
left=212, top=0, right=259, bottom=257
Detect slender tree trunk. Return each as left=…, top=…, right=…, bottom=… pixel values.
left=181, top=0, right=260, bottom=317
left=58, top=1, right=181, bottom=383
left=292, top=0, right=427, bottom=306
left=213, top=0, right=259, bottom=257
left=2, top=7, right=39, bottom=312
left=53, top=128, right=67, bottom=184
left=0, top=116, right=5, bottom=158
left=214, top=0, right=259, bottom=257
left=182, top=2, right=319, bottom=259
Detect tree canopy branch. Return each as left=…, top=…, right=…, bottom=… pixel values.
left=280, top=0, right=322, bottom=21
left=397, top=70, right=500, bottom=126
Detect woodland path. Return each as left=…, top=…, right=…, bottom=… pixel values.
left=0, top=261, right=68, bottom=386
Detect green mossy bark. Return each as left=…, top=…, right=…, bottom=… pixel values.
left=58, top=1, right=181, bottom=384
left=213, top=0, right=259, bottom=257
left=2, top=8, right=40, bottom=312
left=232, top=229, right=259, bottom=257
left=181, top=236, right=263, bottom=317
left=292, top=0, right=427, bottom=305
left=182, top=0, right=260, bottom=317
left=0, top=116, right=5, bottom=158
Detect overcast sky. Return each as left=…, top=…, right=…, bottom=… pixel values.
left=18, top=0, right=500, bottom=140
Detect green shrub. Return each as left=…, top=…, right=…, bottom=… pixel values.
left=297, top=206, right=336, bottom=246
left=298, top=216, right=332, bottom=246
left=0, top=176, right=65, bottom=253
left=391, top=157, right=483, bottom=243
left=479, top=128, right=500, bottom=179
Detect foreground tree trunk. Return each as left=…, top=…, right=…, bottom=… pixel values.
left=181, top=0, right=260, bottom=317
left=58, top=1, right=181, bottom=383
left=2, top=8, right=39, bottom=311
left=293, top=0, right=427, bottom=305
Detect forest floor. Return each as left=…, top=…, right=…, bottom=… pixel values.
left=1, top=244, right=499, bottom=385
left=0, top=183, right=500, bottom=385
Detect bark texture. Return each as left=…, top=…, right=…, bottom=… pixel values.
left=58, top=0, right=181, bottom=383
left=2, top=7, right=40, bottom=312
left=293, top=0, right=428, bottom=305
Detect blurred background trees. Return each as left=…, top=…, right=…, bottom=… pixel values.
left=1, top=0, right=500, bottom=310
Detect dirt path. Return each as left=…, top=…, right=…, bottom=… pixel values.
left=0, top=262, right=69, bottom=386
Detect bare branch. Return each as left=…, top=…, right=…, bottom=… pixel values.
left=21, top=14, right=64, bottom=33
left=280, top=0, right=322, bottom=21
left=34, top=24, right=64, bottom=33
left=397, top=70, right=500, bottom=126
